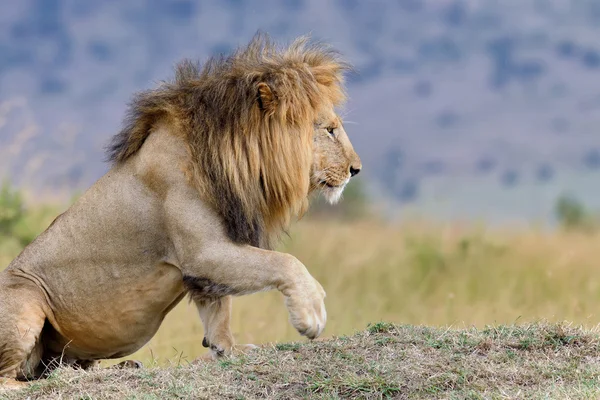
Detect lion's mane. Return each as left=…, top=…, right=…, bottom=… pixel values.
left=107, top=34, right=349, bottom=249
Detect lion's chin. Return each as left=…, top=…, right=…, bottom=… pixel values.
left=321, top=179, right=349, bottom=204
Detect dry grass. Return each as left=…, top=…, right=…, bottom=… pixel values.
left=6, top=322, right=600, bottom=399
left=5, top=205, right=600, bottom=397
left=119, top=219, right=600, bottom=365
left=5, top=214, right=600, bottom=366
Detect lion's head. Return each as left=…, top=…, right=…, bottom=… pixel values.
left=107, top=33, right=361, bottom=249
left=311, top=110, right=361, bottom=204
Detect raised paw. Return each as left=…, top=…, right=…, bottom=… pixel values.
left=284, top=277, right=327, bottom=339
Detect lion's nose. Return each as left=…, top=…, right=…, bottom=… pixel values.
left=349, top=166, right=361, bottom=177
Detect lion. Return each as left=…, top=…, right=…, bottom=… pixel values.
left=0, top=33, right=361, bottom=388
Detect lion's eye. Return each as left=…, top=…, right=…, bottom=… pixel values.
left=326, top=127, right=335, bottom=136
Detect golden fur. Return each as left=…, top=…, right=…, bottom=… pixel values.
left=0, top=34, right=361, bottom=389
left=108, top=33, right=350, bottom=249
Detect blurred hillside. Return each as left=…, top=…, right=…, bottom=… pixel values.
left=3, top=0, right=600, bottom=221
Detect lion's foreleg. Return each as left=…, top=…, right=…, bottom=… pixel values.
left=188, top=295, right=258, bottom=360
left=192, top=295, right=234, bottom=356
left=164, top=187, right=327, bottom=343
left=181, top=243, right=327, bottom=342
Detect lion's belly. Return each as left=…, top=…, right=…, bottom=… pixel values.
left=42, top=262, right=186, bottom=360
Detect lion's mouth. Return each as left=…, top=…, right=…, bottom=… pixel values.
left=317, top=179, right=349, bottom=205
left=320, top=180, right=340, bottom=188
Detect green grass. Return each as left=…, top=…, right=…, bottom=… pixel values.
left=6, top=322, right=600, bottom=399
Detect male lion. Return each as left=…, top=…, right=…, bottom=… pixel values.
left=0, top=34, right=361, bottom=387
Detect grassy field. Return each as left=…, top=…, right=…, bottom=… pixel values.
left=6, top=322, right=600, bottom=399
left=4, top=200, right=600, bottom=367
left=126, top=219, right=600, bottom=365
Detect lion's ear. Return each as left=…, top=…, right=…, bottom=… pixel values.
left=257, top=82, right=278, bottom=115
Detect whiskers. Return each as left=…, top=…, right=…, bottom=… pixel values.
left=311, top=169, right=349, bottom=205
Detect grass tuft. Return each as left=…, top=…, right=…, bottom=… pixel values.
left=366, top=321, right=396, bottom=334
left=274, top=343, right=302, bottom=352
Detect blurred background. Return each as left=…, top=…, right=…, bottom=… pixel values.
left=3, top=0, right=600, bottom=364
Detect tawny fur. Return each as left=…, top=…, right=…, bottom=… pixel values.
left=108, top=33, right=350, bottom=249
left=0, top=34, right=361, bottom=390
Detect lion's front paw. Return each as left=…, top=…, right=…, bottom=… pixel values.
left=116, top=360, right=143, bottom=369
left=284, top=278, right=327, bottom=339
left=195, top=344, right=258, bottom=362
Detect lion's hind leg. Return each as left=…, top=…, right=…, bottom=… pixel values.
left=0, top=275, right=47, bottom=390
left=73, top=360, right=143, bottom=370
left=0, top=377, right=28, bottom=391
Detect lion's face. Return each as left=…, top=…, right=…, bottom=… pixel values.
left=311, top=110, right=362, bottom=204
